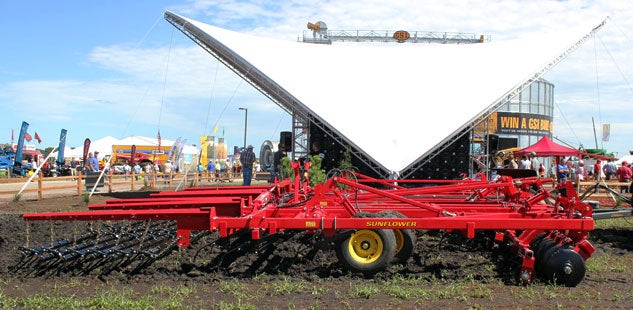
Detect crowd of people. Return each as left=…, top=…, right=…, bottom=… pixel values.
left=501, top=151, right=632, bottom=193
left=502, top=152, right=543, bottom=176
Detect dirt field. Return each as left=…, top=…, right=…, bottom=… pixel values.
left=1, top=193, right=632, bottom=309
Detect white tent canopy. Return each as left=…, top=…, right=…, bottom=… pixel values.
left=173, top=12, right=601, bottom=173
left=51, top=135, right=198, bottom=160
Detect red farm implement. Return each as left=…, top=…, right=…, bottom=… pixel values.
left=21, top=162, right=595, bottom=286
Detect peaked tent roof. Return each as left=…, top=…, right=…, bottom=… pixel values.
left=169, top=12, right=601, bottom=173
left=51, top=136, right=199, bottom=159
left=515, top=136, right=580, bottom=157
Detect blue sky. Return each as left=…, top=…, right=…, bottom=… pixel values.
left=1, top=0, right=632, bottom=158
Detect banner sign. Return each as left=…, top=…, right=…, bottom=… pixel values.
left=602, top=124, right=610, bottom=142
left=15, top=121, right=29, bottom=165
left=82, top=138, right=91, bottom=167
left=57, top=129, right=67, bottom=165
left=495, top=112, right=553, bottom=136
left=130, top=145, right=137, bottom=165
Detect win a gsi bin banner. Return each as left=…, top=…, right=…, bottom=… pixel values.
left=494, top=112, right=553, bottom=136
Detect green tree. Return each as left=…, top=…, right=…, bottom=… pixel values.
left=339, top=146, right=355, bottom=172
left=41, top=147, right=55, bottom=158
left=281, top=155, right=326, bottom=186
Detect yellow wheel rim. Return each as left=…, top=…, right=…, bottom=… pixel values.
left=348, top=230, right=384, bottom=264
left=393, top=230, right=404, bottom=254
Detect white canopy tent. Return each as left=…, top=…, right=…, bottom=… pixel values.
left=116, top=135, right=198, bottom=156
left=51, top=135, right=198, bottom=161
left=168, top=12, right=604, bottom=174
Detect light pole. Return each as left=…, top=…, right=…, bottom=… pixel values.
left=238, top=107, right=248, bottom=148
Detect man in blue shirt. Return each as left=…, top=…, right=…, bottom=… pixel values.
left=90, top=151, right=100, bottom=173
left=240, top=145, right=256, bottom=186
left=557, top=159, right=569, bottom=183
left=207, top=160, right=215, bottom=181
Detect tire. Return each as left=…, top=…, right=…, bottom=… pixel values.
left=335, top=228, right=396, bottom=274
left=376, top=210, right=416, bottom=264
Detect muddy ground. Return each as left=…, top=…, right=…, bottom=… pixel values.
left=0, top=193, right=632, bottom=309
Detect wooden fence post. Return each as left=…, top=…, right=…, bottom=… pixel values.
left=108, top=170, right=113, bottom=193
left=37, top=171, right=43, bottom=201
left=131, top=171, right=136, bottom=191
left=77, top=171, right=83, bottom=196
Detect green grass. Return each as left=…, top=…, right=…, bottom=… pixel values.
left=0, top=284, right=200, bottom=310
left=3, top=273, right=632, bottom=309
left=348, top=282, right=380, bottom=299
left=586, top=252, right=632, bottom=273
left=268, top=277, right=306, bottom=295
left=594, top=217, right=633, bottom=229
left=218, top=279, right=253, bottom=300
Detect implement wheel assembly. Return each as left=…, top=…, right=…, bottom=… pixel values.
left=335, top=228, right=396, bottom=274
left=334, top=211, right=400, bottom=273
left=377, top=210, right=416, bottom=263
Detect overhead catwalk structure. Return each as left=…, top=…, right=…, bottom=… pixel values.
left=164, top=11, right=607, bottom=180
left=300, top=21, right=489, bottom=45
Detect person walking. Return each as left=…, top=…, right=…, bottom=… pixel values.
left=206, top=160, right=215, bottom=182
left=240, top=145, right=256, bottom=186
left=271, top=143, right=287, bottom=183
left=507, top=154, right=518, bottom=169
left=593, top=159, right=602, bottom=181
left=90, top=151, right=100, bottom=173
left=557, top=159, right=569, bottom=183
left=603, top=159, right=617, bottom=180
left=519, top=155, right=531, bottom=170
left=575, top=161, right=587, bottom=182
left=529, top=152, right=540, bottom=176
left=85, top=153, right=94, bottom=172
left=616, top=161, right=632, bottom=193
left=163, top=160, right=173, bottom=184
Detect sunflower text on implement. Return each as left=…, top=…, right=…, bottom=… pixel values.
left=365, top=221, right=417, bottom=228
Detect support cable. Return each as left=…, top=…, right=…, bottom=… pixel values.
left=554, top=103, right=582, bottom=147
left=593, top=35, right=602, bottom=149
left=597, top=35, right=633, bottom=94
left=203, top=60, right=221, bottom=136
left=158, top=30, right=174, bottom=133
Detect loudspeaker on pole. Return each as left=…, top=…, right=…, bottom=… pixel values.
left=280, top=131, right=292, bottom=152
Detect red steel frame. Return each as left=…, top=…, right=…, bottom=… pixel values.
left=22, top=163, right=595, bottom=284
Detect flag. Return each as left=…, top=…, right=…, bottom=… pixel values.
left=222, top=127, right=225, bottom=137
left=25, top=132, right=32, bottom=142
left=82, top=138, right=91, bottom=167
left=602, top=124, right=610, bottom=142
left=11, top=129, right=14, bottom=142
left=168, top=137, right=181, bottom=162
left=34, top=132, right=42, bottom=143
left=213, top=124, right=219, bottom=134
